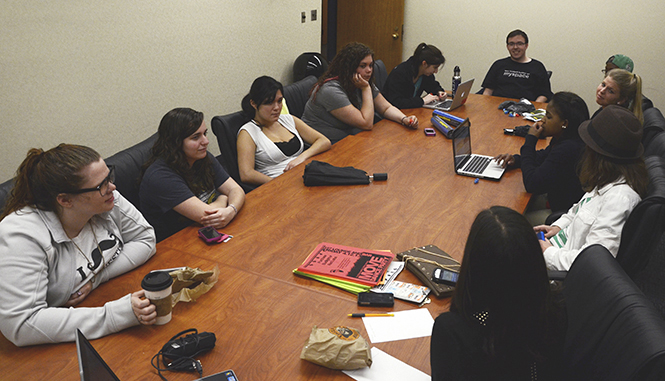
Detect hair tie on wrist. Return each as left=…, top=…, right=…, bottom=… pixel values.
left=229, top=204, right=238, bottom=214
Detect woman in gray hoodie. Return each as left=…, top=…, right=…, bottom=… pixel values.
left=0, top=144, right=157, bottom=346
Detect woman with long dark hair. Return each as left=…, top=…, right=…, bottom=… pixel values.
left=535, top=105, right=648, bottom=270
left=301, top=42, right=419, bottom=144
left=431, top=206, right=565, bottom=380
left=140, top=108, right=245, bottom=241
left=237, top=76, right=330, bottom=185
left=0, top=144, right=157, bottom=346
left=382, top=42, right=447, bottom=109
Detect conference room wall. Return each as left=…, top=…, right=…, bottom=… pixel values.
left=0, top=0, right=321, bottom=181
left=403, top=0, right=664, bottom=115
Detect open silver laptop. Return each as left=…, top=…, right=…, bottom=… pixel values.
left=424, top=78, right=474, bottom=111
left=451, top=119, right=505, bottom=180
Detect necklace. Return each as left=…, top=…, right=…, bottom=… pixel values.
left=71, top=221, right=104, bottom=272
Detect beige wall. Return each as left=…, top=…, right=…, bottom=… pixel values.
left=403, top=0, right=665, bottom=118
left=0, top=0, right=321, bottom=180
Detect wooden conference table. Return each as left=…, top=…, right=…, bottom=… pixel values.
left=0, top=94, right=546, bottom=380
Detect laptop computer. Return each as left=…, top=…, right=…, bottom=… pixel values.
left=76, top=329, right=238, bottom=381
left=423, top=78, right=475, bottom=111
left=76, top=329, right=120, bottom=381
left=451, top=119, right=505, bottom=180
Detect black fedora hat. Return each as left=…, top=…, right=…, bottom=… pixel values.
left=579, top=105, right=643, bottom=160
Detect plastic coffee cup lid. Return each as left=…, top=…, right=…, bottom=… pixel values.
left=141, top=271, right=173, bottom=291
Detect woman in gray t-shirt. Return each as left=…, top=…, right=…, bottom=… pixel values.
left=302, top=42, right=419, bottom=144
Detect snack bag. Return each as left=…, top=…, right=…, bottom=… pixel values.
left=300, top=326, right=372, bottom=370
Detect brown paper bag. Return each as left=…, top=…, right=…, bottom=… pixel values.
left=167, top=266, right=219, bottom=307
left=300, top=326, right=372, bottom=370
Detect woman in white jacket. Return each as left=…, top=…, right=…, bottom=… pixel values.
left=535, top=105, right=648, bottom=270
left=0, top=144, right=157, bottom=346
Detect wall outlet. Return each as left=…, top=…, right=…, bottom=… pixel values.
left=311, top=9, right=317, bottom=21
left=301, top=11, right=306, bottom=23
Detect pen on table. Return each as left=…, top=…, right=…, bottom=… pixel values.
left=348, top=313, right=394, bottom=318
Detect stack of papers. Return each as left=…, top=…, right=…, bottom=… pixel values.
left=293, top=243, right=395, bottom=294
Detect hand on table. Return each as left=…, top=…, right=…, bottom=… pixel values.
left=200, top=207, right=236, bottom=228
left=401, top=115, right=419, bottom=129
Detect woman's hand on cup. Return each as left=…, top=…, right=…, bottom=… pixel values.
left=65, top=281, right=93, bottom=307
left=131, top=290, right=156, bottom=325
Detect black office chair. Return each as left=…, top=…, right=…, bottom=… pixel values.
left=282, top=75, right=317, bottom=118
left=104, top=133, right=158, bottom=209
left=0, top=178, right=15, bottom=215
left=373, top=59, right=388, bottom=92
left=210, top=112, right=257, bottom=194
left=562, top=244, right=665, bottom=380
left=643, top=107, right=665, bottom=153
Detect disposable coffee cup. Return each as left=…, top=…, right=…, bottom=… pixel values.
left=141, top=271, right=174, bottom=325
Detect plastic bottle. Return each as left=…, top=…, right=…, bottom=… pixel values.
left=452, top=66, right=461, bottom=97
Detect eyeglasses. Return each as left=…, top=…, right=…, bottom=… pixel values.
left=67, top=166, right=115, bottom=197
left=507, top=42, right=526, bottom=47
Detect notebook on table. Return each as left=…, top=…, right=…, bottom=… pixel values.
left=76, top=329, right=238, bottom=381
left=423, top=78, right=474, bottom=111
left=451, top=119, right=505, bottom=180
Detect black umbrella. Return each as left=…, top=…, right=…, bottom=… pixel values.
left=302, top=161, right=387, bottom=186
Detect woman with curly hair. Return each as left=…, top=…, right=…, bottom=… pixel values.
left=302, top=42, right=419, bottom=144
left=140, top=108, right=245, bottom=241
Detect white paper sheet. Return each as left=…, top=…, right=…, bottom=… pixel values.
left=362, top=309, right=434, bottom=344
left=342, top=347, right=430, bottom=381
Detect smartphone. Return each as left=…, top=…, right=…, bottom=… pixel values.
left=198, top=369, right=239, bottom=380
left=424, top=127, right=436, bottom=136
left=357, top=292, right=394, bottom=307
left=198, top=226, right=228, bottom=244
left=537, top=231, right=546, bottom=241
left=432, top=268, right=459, bottom=286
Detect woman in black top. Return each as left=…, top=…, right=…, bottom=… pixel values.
left=431, top=206, right=566, bottom=380
left=495, top=92, right=589, bottom=217
left=382, top=43, right=447, bottom=109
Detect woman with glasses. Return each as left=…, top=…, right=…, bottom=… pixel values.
left=0, top=144, right=157, bottom=346
left=140, top=108, right=245, bottom=242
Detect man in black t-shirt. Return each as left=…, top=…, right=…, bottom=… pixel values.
left=482, top=29, right=552, bottom=103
